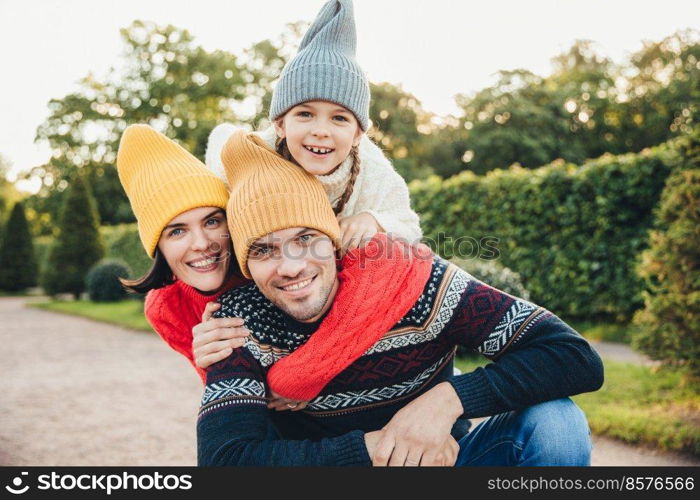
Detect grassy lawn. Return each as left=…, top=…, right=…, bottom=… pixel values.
left=455, top=356, right=700, bottom=457
left=30, top=299, right=153, bottom=332
left=569, top=321, right=635, bottom=344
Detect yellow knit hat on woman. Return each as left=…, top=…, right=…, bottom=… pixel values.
left=116, top=124, right=230, bottom=258
left=221, top=129, right=340, bottom=278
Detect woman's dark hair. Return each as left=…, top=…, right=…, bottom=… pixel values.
left=120, top=248, right=175, bottom=295
left=120, top=246, right=242, bottom=295
left=275, top=136, right=361, bottom=216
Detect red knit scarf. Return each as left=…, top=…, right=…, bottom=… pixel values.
left=266, top=233, right=434, bottom=400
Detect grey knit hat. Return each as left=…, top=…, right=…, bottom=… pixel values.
left=269, top=0, right=370, bottom=130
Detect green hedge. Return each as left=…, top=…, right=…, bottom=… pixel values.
left=410, top=135, right=692, bottom=321
left=100, top=223, right=152, bottom=278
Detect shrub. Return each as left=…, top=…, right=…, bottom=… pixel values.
left=450, top=257, right=530, bottom=300
left=0, top=202, right=38, bottom=291
left=86, top=259, right=131, bottom=302
left=41, top=176, right=104, bottom=298
left=633, top=167, right=700, bottom=379
left=410, top=131, right=696, bottom=321
left=101, top=223, right=152, bottom=278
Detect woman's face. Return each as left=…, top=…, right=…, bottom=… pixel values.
left=157, top=206, right=231, bottom=292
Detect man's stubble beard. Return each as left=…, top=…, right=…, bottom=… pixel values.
left=273, top=276, right=337, bottom=322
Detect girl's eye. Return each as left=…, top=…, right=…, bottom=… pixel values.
left=296, top=111, right=312, bottom=118
left=168, top=228, right=184, bottom=237
left=333, top=115, right=349, bottom=122
left=205, top=217, right=221, bottom=227
left=299, top=234, right=313, bottom=243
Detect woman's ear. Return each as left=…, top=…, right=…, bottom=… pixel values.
left=273, top=118, right=286, bottom=139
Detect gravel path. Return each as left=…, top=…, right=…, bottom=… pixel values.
left=0, top=296, right=697, bottom=466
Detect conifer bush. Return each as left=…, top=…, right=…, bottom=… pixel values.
left=0, top=202, right=38, bottom=292
left=41, top=176, right=104, bottom=298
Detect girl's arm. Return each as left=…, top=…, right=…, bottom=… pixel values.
left=353, top=135, right=423, bottom=243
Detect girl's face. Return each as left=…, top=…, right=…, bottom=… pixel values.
left=157, top=206, right=231, bottom=293
left=274, top=100, right=363, bottom=176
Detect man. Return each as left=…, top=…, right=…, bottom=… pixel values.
left=196, top=130, right=604, bottom=466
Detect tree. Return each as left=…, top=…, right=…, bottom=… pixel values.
left=22, top=20, right=297, bottom=233
left=0, top=202, right=38, bottom=291
left=623, top=30, right=700, bottom=151
left=368, top=82, right=435, bottom=181
left=450, top=33, right=699, bottom=176
left=41, top=176, right=104, bottom=298
left=0, top=154, right=21, bottom=225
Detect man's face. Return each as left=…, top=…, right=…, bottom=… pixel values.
left=247, top=227, right=339, bottom=323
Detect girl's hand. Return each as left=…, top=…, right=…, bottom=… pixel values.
left=192, top=302, right=250, bottom=369
left=267, top=390, right=309, bottom=412
left=338, top=212, right=381, bottom=256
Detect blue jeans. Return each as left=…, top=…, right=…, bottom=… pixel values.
left=455, top=398, right=591, bottom=466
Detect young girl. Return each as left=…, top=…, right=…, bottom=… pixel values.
left=206, top=0, right=422, bottom=256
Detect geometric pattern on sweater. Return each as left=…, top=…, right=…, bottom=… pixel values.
left=477, top=301, right=548, bottom=358
left=215, top=283, right=312, bottom=351
left=242, top=338, right=285, bottom=368
left=201, top=378, right=266, bottom=405
left=306, top=351, right=453, bottom=413
left=391, top=257, right=449, bottom=328
left=363, top=264, right=469, bottom=356
left=200, top=258, right=552, bottom=418
left=329, top=342, right=448, bottom=388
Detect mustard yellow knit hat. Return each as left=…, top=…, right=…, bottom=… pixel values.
left=221, top=130, right=340, bottom=278
left=116, top=124, right=230, bottom=258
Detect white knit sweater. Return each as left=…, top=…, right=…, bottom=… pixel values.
left=205, top=124, right=423, bottom=243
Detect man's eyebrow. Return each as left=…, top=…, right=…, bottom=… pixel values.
left=293, top=228, right=315, bottom=238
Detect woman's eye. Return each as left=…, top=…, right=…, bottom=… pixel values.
left=206, top=218, right=221, bottom=227
left=169, top=228, right=184, bottom=237
left=299, top=234, right=313, bottom=243
left=296, top=111, right=312, bottom=118
left=333, top=115, right=348, bottom=122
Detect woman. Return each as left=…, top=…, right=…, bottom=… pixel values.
left=116, top=124, right=249, bottom=382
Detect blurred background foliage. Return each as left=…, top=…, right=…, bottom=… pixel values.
left=9, top=22, right=697, bottom=236
left=0, top=22, right=698, bottom=374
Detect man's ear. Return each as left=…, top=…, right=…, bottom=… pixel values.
left=273, top=117, right=286, bottom=139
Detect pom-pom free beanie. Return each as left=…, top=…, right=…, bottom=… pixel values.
left=269, top=0, right=370, bottom=130
left=116, top=125, right=229, bottom=258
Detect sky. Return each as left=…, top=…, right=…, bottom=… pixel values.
left=1, top=0, right=698, bottom=192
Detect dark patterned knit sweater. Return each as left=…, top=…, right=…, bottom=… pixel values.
left=197, top=258, right=604, bottom=466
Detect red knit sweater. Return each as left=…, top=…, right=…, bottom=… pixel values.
left=145, top=274, right=247, bottom=382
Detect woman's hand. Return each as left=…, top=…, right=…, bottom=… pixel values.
left=267, top=390, right=309, bottom=412
left=192, top=302, right=250, bottom=368
left=338, top=212, right=382, bottom=256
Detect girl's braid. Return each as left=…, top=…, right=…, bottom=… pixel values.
left=333, top=145, right=360, bottom=216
